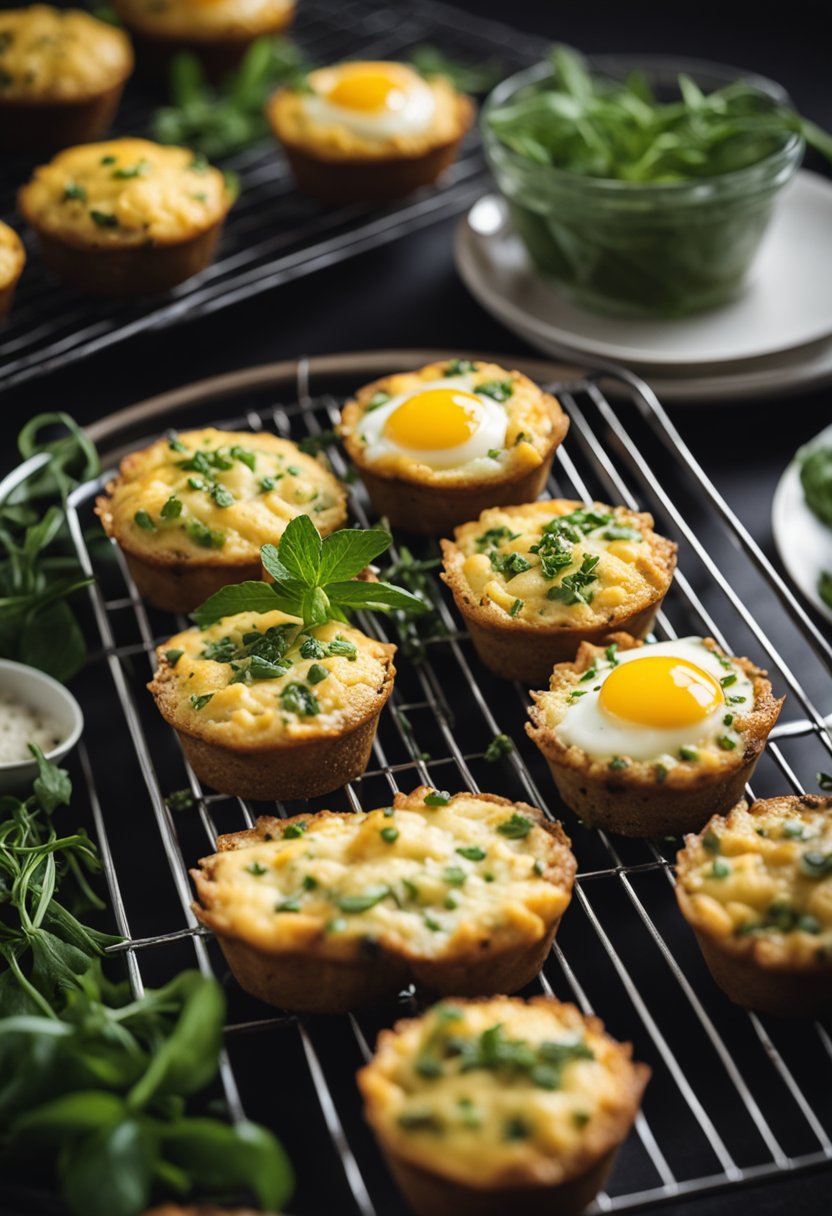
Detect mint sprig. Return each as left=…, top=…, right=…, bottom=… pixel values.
left=192, top=516, right=427, bottom=629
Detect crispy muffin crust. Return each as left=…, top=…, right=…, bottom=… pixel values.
left=676, top=795, right=832, bottom=1017
left=97, top=426, right=346, bottom=612
left=19, top=139, right=233, bottom=294
left=0, top=221, right=26, bottom=320
left=0, top=7, right=132, bottom=102
left=114, top=0, right=295, bottom=80
left=150, top=610, right=395, bottom=800
left=527, top=632, right=783, bottom=837
left=267, top=65, right=473, bottom=201
left=358, top=996, right=649, bottom=1216
left=192, top=787, right=575, bottom=1012
left=441, top=500, right=677, bottom=684
left=0, top=7, right=132, bottom=150
left=339, top=360, right=569, bottom=534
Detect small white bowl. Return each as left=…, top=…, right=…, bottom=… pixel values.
left=0, top=658, right=84, bottom=796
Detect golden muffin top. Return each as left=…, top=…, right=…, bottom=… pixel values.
left=150, top=608, right=395, bottom=746
left=528, top=633, right=782, bottom=777
left=339, top=359, right=568, bottom=487
left=114, top=0, right=294, bottom=38
left=19, top=140, right=231, bottom=248
left=97, top=428, right=347, bottom=565
left=442, top=500, right=676, bottom=627
left=0, top=220, right=25, bottom=288
left=269, top=61, right=471, bottom=160
left=0, top=6, right=132, bottom=102
left=677, top=795, right=832, bottom=968
left=193, top=787, right=574, bottom=960
left=358, top=997, right=647, bottom=1188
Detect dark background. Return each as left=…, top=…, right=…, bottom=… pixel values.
left=2, top=2, right=831, bottom=1214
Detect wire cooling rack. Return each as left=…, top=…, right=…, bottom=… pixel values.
left=40, top=351, right=832, bottom=1215
left=0, top=0, right=542, bottom=392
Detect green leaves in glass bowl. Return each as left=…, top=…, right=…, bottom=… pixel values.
left=192, top=515, right=427, bottom=629
left=486, top=45, right=831, bottom=183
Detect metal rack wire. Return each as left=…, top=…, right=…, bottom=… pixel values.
left=0, top=0, right=542, bottom=392
left=61, top=356, right=832, bottom=1215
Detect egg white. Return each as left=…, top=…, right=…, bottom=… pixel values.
left=302, top=66, right=436, bottom=141
left=557, top=637, right=755, bottom=764
left=360, top=377, right=509, bottom=471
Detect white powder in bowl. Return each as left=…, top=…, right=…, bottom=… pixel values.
left=0, top=691, right=61, bottom=765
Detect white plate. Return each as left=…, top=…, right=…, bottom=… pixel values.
left=456, top=172, right=832, bottom=369
left=772, top=423, right=832, bottom=625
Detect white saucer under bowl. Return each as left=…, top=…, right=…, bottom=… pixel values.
left=455, top=172, right=832, bottom=395
left=772, top=423, right=832, bottom=626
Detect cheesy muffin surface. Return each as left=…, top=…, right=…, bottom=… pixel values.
left=151, top=609, right=393, bottom=747
left=269, top=61, right=469, bottom=161
left=529, top=634, right=781, bottom=781
left=97, top=427, right=346, bottom=566
left=18, top=139, right=231, bottom=249
left=442, top=500, right=676, bottom=626
left=0, top=6, right=132, bottom=102
left=0, top=221, right=25, bottom=290
left=339, top=359, right=567, bottom=486
left=359, top=997, right=648, bottom=1189
left=677, top=796, right=832, bottom=968
left=193, top=788, right=574, bottom=960
left=114, top=0, right=294, bottom=39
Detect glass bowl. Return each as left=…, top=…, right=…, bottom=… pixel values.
left=481, top=56, right=805, bottom=318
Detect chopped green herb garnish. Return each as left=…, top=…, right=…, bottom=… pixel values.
left=190, top=693, right=213, bottom=711
left=424, top=790, right=451, bottom=806
left=702, top=829, right=721, bottom=854
left=601, top=524, right=643, bottom=541
left=608, top=756, right=629, bottom=771
left=90, top=209, right=118, bottom=228
left=185, top=519, right=225, bottom=549
left=456, top=845, right=487, bottom=861
left=476, top=379, right=514, bottom=402
left=365, top=390, right=392, bottom=412
left=445, top=359, right=478, bottom=375
left=63, top=182, right=87, bottom=202
left=160, top=494, right=182, bottom=519
left=337, top=887, right=390, bottom=913
left=165, top=648, right=184, bottom=666
left=134, top=509, right=156, bottom=531
left=720, top=674, right=737, bottom=688
left=282, top=821, right=307, bottom=839
left=717, top=735, right=737, bottom=751
left=246, top=861, right=268, bottom=876
left=443, top=866, right=467, bottom=887
left=484, top=733, right=513, bottom=762
left=280, top=682, right=319, bottom=717
left=303, top=874, right=318, bottom=890
left=547, top=553, right=600, bottom=605
left=710, top=858, right=731, bottom=879
left=112, top=158, right=151, bottom=179
left=509, top=598, right=523, bottom=617
left=380, top=827, right=399, bottom=844
left=497, top=812, right=533, bottom=839
left=800, top=851, right=832, bottom=879
left=307, top=662, right=328, bottom=684
left=679, top=746, right=699, bottom=761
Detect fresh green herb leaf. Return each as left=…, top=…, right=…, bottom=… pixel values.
left=337, top=887, right=391, bottom=913
left=89, top=209, right=118, bottom=228
left=424, top=790, right=451, bottom=806
left=445, top=358, right=479, bottom=375
left=190, top=693, right=214, bottom=711
left=497, top=813, right=533, bottom=839
left=280, top=682, right=319, bottom=717
left=165, top=648, right=184, bottom=666
left=160, top=495, right=182, bottom=520
left=456, top=846, right=487, bottom=861
left=134, top=509, right=156, bottom=531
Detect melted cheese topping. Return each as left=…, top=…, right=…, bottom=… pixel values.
left=103, top=428, right=346, bottom=563
left=155, top=610, right=393, bottom=744
left=678, top=798, right=832, bottom=965
left=361, top=998, right=637, bottom=1186
left=0, top=7, right=132, bottom=101
left=339, top=360, right=564, bottom=485
left=114, top=0, right=294, bottom=38
left=0, top=221, right=25, bottom=288
left=196, top=790, right=572, bottom=958
left=269, top=72, right=466, bottom=160
left=19, top=140, right=230, bottom=248
left=531, top=636, right=758, bottom=773
left=449, top=500, right=672, bottom=624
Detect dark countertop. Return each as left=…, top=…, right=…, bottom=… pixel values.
left=1, top=2, right=830, bottom=1215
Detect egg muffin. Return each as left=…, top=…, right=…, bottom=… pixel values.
left=0, top=221, right=25, bottom=321
left=677, top=795, right=832, bottom=1018
left=441, top=500, right=677, bottom=684
left=527, top=633, right=783, bottom=837
left=339, top=359, right=569, bottom=535
left=267, top=61, right=474, bottom=201
left=192, top=787, right=575, bottom=1012
left=0, top=7, right=133, bottom=150
left=150, top=609, right=395, bottom=801
left=96, top=427, right=346, bottom=613
left=113, top=0, right=294, bottom=80
left=359, top=996, right=649, bottom=1216
left=18, top=139, right=233, bottom=296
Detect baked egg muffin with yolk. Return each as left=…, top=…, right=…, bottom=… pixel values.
left=528, top=633, right=783, bottom=837
left=339, top=359, right=569, bottom=533
left=267, top=61, right=474, bottom=201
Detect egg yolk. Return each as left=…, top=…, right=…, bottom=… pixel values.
left=328, top=68, right=406, bottom=113
left=599, top=656, right=723, bottom=728
left=383, top=389, right=483, bottom=451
